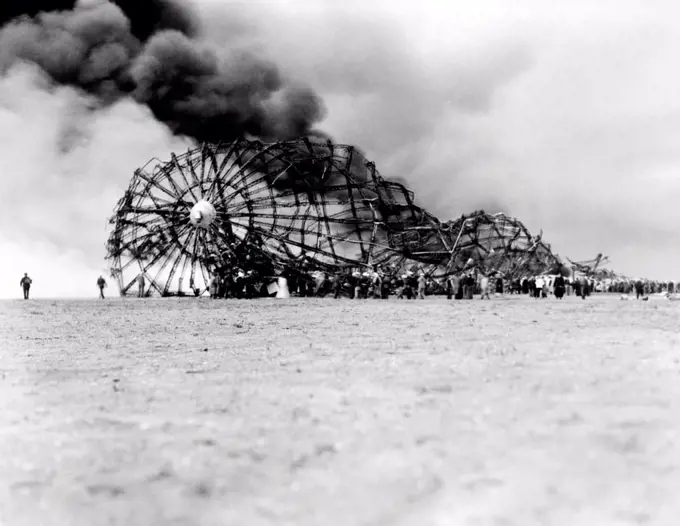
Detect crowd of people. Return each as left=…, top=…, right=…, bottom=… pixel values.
left=208, top=268, right=679, bottom=301
left=16, top=269, right=675, bottom=301
left=207, top=267, right=602, bottom=300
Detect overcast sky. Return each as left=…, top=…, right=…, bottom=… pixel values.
left=2, top=0, right=680, bottom=298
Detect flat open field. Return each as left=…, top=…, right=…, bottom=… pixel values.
left=1, top=294, right=680, bottom=526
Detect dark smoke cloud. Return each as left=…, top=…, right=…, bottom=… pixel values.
left=0, top=0, right=325, bottom=143
left=109, top=0, right=198, bottom=41
left=0, top=3, right=139, bottom=100
left=129, top=30, right=325, bottom=142
left=0, top=0, right=76, bottom=27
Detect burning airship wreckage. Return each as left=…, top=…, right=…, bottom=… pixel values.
left=106, top=137, right=605, bottom=297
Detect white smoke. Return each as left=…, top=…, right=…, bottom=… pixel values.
left=0, top=62, right=190, bottom=298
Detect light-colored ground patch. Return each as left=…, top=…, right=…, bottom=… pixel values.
left=1, top=295, right=680, bottom=526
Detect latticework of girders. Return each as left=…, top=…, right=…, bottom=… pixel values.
left=106, top=138, right=573, bottom=296
left=382, top=210, right=562, bottom=279
left=568, top=254, right=609, bottom=275
left=106, top=138, right=431, bottom=296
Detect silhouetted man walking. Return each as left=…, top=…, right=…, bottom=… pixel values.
left=19, top=273, right=32, bottom=299
left=97, top=275, right=107, bottom=299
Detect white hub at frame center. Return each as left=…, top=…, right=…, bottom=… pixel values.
left=189, top=200, right=217, bottom=228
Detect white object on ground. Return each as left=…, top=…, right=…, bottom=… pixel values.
left=276, top=277, right=290, bottom=298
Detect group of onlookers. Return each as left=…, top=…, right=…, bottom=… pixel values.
left=18, top=267, right=671, bottom=301
left=606, top=279, right=679, bottom=296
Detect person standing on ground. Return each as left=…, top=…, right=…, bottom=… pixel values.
left=333, top=270, right=345, bottom=299
left=380, top=271, right=391, bottom=299
left=20, top=273, right=32, bottom=300
left=446, top=275, right=454, bottom=300
left=528, top=277, right=537, bottom=297
left=97, top=275, right=107, bottom=299
left=521, top=277, right=529, bottom=295
left=351, top=268, right=362, bottom=299
left=137, top=274, right=145, bottom=298
left=579, top=275, right=589, bottom=299
left=451, top=274, right=461, bottom=300
left=535, top=276, right=544, bottom=298
left=209, top=274, right=221, bottom=298
left=542, top=277, right=550, bottom=298
left=554, top=274, right=566, bottom=299
left=371, top=270, right=383, bottom=299
left=417, top=272, right=427, bottom=299
left=479, top=273, right=490, bottom=300
left=465, top=273, right=476, bottom=299
left=495, top=274, right=504, bottom=296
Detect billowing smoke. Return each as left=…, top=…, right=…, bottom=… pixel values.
left=129, top=30, right=324, bottom=142
left=109, top=0, right=198, bottom=41
left=0, top=0, right=76, bottom=27
left=0, top=0, right=325, bottom=143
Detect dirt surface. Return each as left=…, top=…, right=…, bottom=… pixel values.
left=1, top=295, right=680, bottom=526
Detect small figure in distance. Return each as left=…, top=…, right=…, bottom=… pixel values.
left=137, top=274, right=145, bottom=298
left=97, top=275, right=108, bottom=299
left=479, top=273, right=490, bottom=300
left=20, top=272, right=32, bottom=300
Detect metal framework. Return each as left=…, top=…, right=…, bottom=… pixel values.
left=567, top=253, right=609, bottom=275
left=384, top=211, right=562, bottom=279
left=107, top=138, right=428, bottom=296
left=106, top=138, right=574, bottom=296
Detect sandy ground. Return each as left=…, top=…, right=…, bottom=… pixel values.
left=1, top=294, right=680, bottom=526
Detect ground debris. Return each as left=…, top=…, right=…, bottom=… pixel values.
left=85, top=483, right=125, bottom=497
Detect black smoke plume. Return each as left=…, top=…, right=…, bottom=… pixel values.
left=0, top=0, right=325, bottom=143
left=128, top=30, right=325, bottom=142
left=0, top=0, right=76, bottom=27
left=109, top=0, right=198, bottom=41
